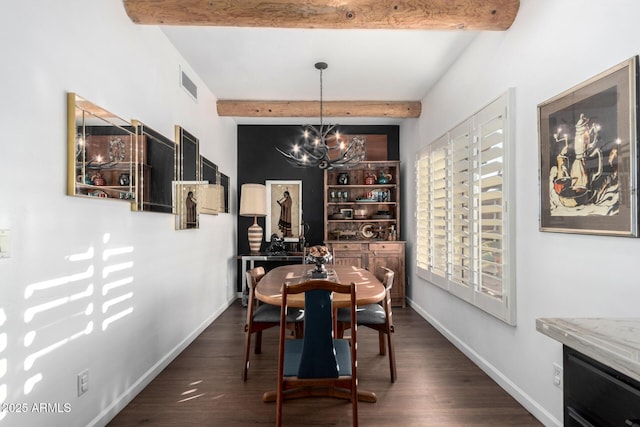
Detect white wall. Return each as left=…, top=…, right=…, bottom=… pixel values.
left=0, top=2, right=237, bottom=426
left=402, top=0, right=640, bottom=424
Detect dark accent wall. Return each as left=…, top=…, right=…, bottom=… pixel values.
left=236, top=124, right=399, bottom=290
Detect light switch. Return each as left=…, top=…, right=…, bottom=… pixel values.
left=0, top=229, right=10, bottom=258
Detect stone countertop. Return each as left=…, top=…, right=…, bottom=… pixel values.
left=536, top=318, right=640, bottom=383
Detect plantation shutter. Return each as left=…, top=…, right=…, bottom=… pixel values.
left=448, top=120, right=474, bottom=300
left=415, top=89, right=515, bottom=325
left=429, top=136, right=449, bottom=288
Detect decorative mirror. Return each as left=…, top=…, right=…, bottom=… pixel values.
left=219, top=173, right=230, bottom=213
left=132, top=121, right=176, bottom=213
left=67, top=93, right=138, bottom=204
left=199, top=156, right=223, bottom=215
left=201, top=156, right=218, bottom=186
left=174, top=126, right=201, bottom=229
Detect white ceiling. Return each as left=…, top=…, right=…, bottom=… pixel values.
left=161, top=26, right=479, bottom=123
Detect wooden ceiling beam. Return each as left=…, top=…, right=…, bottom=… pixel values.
left=124, top=0, right=520, bottom=31
left=216, top=100, right=422, bottom=119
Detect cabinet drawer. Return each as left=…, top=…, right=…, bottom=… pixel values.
left=332, top=243, right=364, bottom=251
left=369, top=243, right=402, bottom=252
left=564, top=347, right=640, bottom=426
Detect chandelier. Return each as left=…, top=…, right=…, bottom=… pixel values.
left=277, top=62, right=364, bottom=169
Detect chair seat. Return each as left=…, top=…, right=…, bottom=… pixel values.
left=337, top=304, right=386, bottom=325
left=283, top=339, right=352, bottom=377
left=254, top=304, right=304, bottom=323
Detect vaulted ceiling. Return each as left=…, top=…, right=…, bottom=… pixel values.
left=123, top=0, right=520, bottom=122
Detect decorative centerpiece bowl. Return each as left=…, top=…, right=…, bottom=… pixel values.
left=306, top=245, right=333, bottom=278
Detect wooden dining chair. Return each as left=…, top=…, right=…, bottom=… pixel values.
left=274, top=280, right=358, bottom=427
left=337, top=266, right=396, bottom=383
left=243, top=266, right=304, bottom=381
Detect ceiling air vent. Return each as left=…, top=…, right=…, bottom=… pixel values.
left=180, top=67, right=198, bottom=101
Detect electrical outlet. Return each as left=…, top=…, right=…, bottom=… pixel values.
left=77, top=369, right=89, bottom=396
left=553, top=363, right=562, bottom=388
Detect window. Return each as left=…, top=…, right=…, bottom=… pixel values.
left=416, top=90, right=516, bottom=325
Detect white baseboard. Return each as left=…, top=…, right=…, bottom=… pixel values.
left=407, top=298, right=561, bottom=427
left=89, top=297, right=237, bottom=427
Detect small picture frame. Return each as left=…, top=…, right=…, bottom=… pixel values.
left=340, top=208, right=354, bottom=220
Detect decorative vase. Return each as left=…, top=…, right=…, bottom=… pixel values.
left=92, top=173, right=106, bottom=186
left=247, top=217, right=263, bottom=253
left=306, top=246, right=333, bottom=278
left=365, top=173, right=376, bottom=185
left=377, top=171, right=391, bottom=184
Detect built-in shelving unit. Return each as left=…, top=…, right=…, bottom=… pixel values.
left=323, top=160, right=405, bottom=307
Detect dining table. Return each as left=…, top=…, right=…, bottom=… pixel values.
left=255, top=263, right=386, bottom=308
left=255, top=263, right=386, bottom=403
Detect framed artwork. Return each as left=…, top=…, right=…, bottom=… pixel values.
left=219, top=173, right=230, bottom=213
left=265, top=180, right=302, bottom=242
left=538, top=56, right=639, bottom=236
left=174, top=126, right=201, bottom=229
left=134, top=121, right=176, bottom=214
left=199, top=156, right=220, bottom=216
left=172, top=180, right=202, bottom=230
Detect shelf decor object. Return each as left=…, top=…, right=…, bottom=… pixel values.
left=538, top=56, right=639, bottom=236
left=240, top=183, right=267, bottom=253
left=276, top=62, right=364, bottom=169
left=305, top=245, right=333, bottom=279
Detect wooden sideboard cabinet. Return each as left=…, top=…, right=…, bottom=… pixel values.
left=327, top=231, right=406, bottom=306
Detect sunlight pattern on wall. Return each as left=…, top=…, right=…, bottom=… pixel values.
left=100, top=233, right=134, bottom=331
left=18, top=232, right=135, bottom=402
left=22, top=250, right=96, bottom=396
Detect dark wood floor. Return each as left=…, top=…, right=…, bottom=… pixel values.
left=107, top=300, right=541, bottom=426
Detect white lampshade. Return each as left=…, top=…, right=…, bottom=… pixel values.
left=239, top=184, right=267, bottom=217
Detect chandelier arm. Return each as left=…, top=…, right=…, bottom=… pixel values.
left=331, top=141, right=364, bottom=164
left=275, top=147, right=302, bottom=162
left=277, top=145, right=325, bottom=164
left=321, top=124, right=337, bottom=140
left=301, top=149, right=326, bottom=161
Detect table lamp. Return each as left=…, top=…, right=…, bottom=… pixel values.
left=239, top=183, right=267, bottom=253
